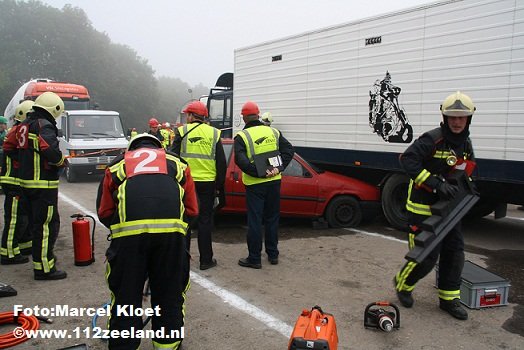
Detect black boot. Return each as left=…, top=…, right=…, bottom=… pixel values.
left=1, top=255, right=29, bottom=265
left=439, top=299, right=468, bottom=320
left=34, top=270, right=67, bottom=281
left=393, top=277, right=414, bottom=308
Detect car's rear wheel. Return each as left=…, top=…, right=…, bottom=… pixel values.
left=325, top=195, right=362, bottom=228
left=65, top=165, right=78, bottom=183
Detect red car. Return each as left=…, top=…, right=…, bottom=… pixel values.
left=219, top=139, right=381, bottom=228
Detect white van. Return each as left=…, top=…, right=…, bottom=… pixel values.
left=57, top=110, right=128, bottom=182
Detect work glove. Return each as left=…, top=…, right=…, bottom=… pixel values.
left=437, top=181, right=459, bottom=200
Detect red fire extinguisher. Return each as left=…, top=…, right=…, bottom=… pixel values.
left=71, top=213, right=96, bottom=266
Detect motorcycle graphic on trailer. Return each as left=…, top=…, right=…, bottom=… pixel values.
left=369, top=72, right=413, bottom=143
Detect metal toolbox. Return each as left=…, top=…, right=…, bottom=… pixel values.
left=436, top=260, right=510, bottom=309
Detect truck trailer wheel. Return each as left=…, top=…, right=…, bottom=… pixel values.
left=325, top=195, right=362, bottom=228
left=65, top=166, right=78, bottom=183
left=382, top=174, right=409, bottom=231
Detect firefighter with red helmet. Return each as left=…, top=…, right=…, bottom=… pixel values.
left=234, top=101, right=294, bottom=269
left=171, top=101, right=226, bottom=270
left=1, top=100, right=34, bottom=265
left=15, top=92, right=67, bottom=280
left=393, top=91, right=476, bottom=320
left=148, top=117, right=165, bottom=146
left=96, top=133, right=198, bottom=349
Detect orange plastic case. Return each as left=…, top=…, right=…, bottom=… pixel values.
left=288, top=306, right=338, bottom=350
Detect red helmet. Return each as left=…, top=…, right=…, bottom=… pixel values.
left=183, top=101, right=208, bottom=117
left=149, top=118, right=159, bottom=127
left=241, top=101, right=260, bottom=116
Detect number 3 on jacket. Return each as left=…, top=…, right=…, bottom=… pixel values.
left=125, top=148, right=167, bottom=178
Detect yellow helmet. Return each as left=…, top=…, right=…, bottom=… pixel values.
left=34, top=92, right=65, bottom=119
left=15, top=100, right=35, bottom=122
left=440, top=91, right=475, bottom=117
left=261, top=112, right=273, bottom=124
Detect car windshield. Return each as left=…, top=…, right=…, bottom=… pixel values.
left=68, top=114, right=125, bottom=139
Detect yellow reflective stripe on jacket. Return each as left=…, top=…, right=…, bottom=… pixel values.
left=179, top=124, right=220, bottom=181
left=0, top=176, right=20, bottom=185
left=29, top=134, right=41, bottom=180
left=237, top=126, right=281, bottom=186
left=414, top=169, right=431, bottom=186
left=434, top=150, right=452, bottom=159
left=405, top=180, right=432, bottom=216
left=166, top=154, right=186, bottom=183
left=19, top=179, right=59, bottom=189
left=110, top=218, right=188, bottom=239
left=117, top=180, right=127, bottom=223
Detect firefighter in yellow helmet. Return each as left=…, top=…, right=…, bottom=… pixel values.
left=1, top=100, right=34, bottom=265
left=16, top=92, right=67, bottom=280
left=171, top=101, right=226, bottom=270
left=394, top=91, right=476, bottom=320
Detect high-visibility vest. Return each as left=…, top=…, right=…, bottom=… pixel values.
left=178, top=123, right=220, bottom=182
left=236, top=126, right=281, bottom=186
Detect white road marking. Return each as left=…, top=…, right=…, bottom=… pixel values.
left=190, top=271, right=293, bottom=337
left=345, top=227, right=406, bottom=244
left=58, top=192, right=294, bottom=338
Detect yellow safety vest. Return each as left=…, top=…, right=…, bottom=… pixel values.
left=178, top=123, right=220, bottom=181
left=236, top=126, right=281, bottom=186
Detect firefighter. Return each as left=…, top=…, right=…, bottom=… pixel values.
left=96, top=133, right=198, bottom=350
left=148, top=117, right=165, bottom=146
left=160, top=122, right=172, bottom=149
left=261, top=112, right=273, bottom=126
left=393, top=91, right=477, bottom=320
left=171, top=101, right=226, bottom=270
left=1, top=101, right=34, bottom=264
left=16, top=92, right=67, bottom=280
left=234, top=101, right=294, bottom=269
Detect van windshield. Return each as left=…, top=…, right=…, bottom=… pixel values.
left=68, top=114, right=125, bottom=139
left=64, top=100, right=90, bottom=110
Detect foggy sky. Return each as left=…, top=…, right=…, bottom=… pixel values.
left=39, top=0, right=432, bottom=88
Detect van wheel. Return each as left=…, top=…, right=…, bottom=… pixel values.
left=325, top=196, right=362, bottom=228
left=66, top=166, right=77, bottom=183
left=382, top=174, right=410, bottom=231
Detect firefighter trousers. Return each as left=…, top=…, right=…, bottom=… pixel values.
left=23, top=188, right=60, bottom=273
left=105, top=232, right=190, bottom=350
left=395, top=213, right=465, bottom=300
left=1, top=185, right=31, bottom=258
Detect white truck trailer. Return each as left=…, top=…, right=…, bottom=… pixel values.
left=205, top=0, right=523, bottom=230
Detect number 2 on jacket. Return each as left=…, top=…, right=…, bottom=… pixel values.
left=125, top=149, right=167, bottom=178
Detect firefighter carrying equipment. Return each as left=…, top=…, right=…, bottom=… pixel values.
left=0, top=311, right=39, bottom=349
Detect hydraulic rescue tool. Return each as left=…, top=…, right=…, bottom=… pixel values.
left=288, top=305, right=338, bottom=350
left=71, top=213, right=96, bottom=266
left=364, top=301, right=400, bottom=332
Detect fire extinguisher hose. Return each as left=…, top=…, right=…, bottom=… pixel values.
left=0, top=311, right=40, bottom=349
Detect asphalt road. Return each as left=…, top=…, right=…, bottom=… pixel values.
left=1, top=178, right=523, bottom=349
